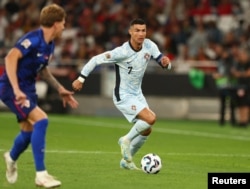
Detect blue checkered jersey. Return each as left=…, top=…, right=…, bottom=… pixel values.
left=0, top=28, right=54, bottom=94
left=80, top=38, right=162, bottom=97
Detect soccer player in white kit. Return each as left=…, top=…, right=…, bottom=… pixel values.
left=72, top=18, right=171, bottom=170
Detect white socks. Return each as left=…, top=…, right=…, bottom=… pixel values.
left=125, top=120, right=150, bottom=141
left=130, top=135, right=148, bottom=156
left=122, top=120, right=151, bottom=157
left=36, top=170, right=48, bottom=177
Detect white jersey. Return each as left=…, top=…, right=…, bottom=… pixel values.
left=80, top=38, right=162, bottom=101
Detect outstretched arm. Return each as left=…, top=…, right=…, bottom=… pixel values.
left=40, top=67, right=78, bottom=108
left=71, top=56, right=97, bottom=92
left=72, top=50, right=117, bottom=91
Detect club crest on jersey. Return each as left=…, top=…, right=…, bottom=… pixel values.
left=105, top=53, right=111, bottom=59
left=21, top=39, right=31, bottom=49
left=131, top=105, right=136, bottom=111
left=144, top=53, right=150, bottom=60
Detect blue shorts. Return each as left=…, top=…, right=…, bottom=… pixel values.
left=113, top=93, right=148, bottom=123
left=0, top=88, right=37, bottom=122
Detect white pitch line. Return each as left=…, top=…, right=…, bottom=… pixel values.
left=0, top=149, right=249, bottom=158
left=49, top=117, right=250, bottom=141
left=153, top=127, right=250, bottom=141
left=1, top=113, right=250, bottom=141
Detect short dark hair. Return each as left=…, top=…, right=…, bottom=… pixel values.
left=130, top=18, right=146, bottom=27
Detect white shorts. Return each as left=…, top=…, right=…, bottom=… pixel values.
left=113, top=93, right=149, bottom=123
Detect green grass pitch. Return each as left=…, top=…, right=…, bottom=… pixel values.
left=0, top=112, right=250, bottom=189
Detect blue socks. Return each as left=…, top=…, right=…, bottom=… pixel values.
left=31, top=119, right=48, bottom=171
left=9, top=119, right=49, bottom=172
left=10, top=130, right=32, bottom=161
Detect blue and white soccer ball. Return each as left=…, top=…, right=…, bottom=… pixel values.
left=141, top=153, right=162, bottom=174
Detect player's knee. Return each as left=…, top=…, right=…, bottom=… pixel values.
left=147, top=114, right=156, bottom=125
left=20, top=121, right=33, bottom=131
left=138, top=108, right=156, bottom=125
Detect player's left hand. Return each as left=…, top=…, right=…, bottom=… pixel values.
left=58, top=87, right=79, bottom=108
left=72, top=79, right=84, bottom=91
left=161, top=56, right=171, bottom=69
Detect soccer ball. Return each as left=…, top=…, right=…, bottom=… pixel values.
left=141, top=153, right=162, bottom=174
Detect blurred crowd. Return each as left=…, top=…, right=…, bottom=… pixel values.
left=0, top=0, right=250, bottom=64
left=2, top=0, right=250, bottom=125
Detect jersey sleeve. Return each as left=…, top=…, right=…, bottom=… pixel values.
left=145, top=39, right=165, bottom=67
left=147, top=39, right=162, bottom=60
left=15, top=34, right=40, bottom=57
left=80, top=46, right=124, bottom=77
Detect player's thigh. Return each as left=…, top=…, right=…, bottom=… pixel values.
left=18, top=107, right=47, bottom=131
left=27, top=106, right=47, bottom=126
left=1, top=92, right=37, bottom=121
left=114, top=96, right=150, bottom=123
left=1, top=92, right=47, bottom=125
left=19, top=107, right=47, bottom=131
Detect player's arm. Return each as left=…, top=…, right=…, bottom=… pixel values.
left=71, top=57, right=96, bottom=91
left=4, top=48, right=27, bottom=106
left=40, top=66, right=63, bottom=91
left=5, top=48, right=22, bottom=91
left=72, top=51, right=116, bottom=91
left=149, top=40, right=171, bottom=70
left=40, top=66, right=78, bottom=108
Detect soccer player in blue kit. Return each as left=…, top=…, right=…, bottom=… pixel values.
left=0, top=4, right=78, bottom=188
left=72, top=18, right=171, bottom=170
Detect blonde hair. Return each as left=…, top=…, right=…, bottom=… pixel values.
left=40, top=4, right=66, bottom=27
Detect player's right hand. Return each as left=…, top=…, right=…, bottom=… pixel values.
left=72, top=79, right=83, bottom=91
left=14, top=89, right=27, bottom=107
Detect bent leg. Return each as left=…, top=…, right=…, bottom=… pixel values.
left=28, top=106, right=61, bottom=187
left=125, top=107, right=155, bottom=140
left=10, top=129, right=32, bottom=161
left=125, top=120, right=151, bottom=141
left=28, top=107, right=48, bottom=171
left=10, top=121, right=33, bottom=161
left=31, top=119, right=48, bottom=171
left=120, top=108, right=155, bottom=159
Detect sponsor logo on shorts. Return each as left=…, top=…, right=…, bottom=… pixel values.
left=131, top=105, right=136, bottom=111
